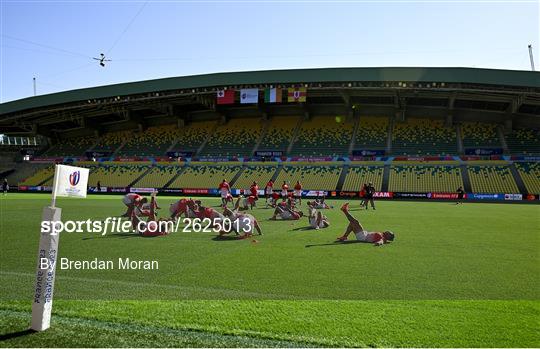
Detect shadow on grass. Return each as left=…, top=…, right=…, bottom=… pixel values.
left=211, top=235, right=240, bottom=242
left=82, top=232, right=140, bottom=240
left=0, top=328, right=36, bottom=341
left=305, top=241, right=363, bottom=248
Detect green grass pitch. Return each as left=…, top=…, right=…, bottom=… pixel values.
left=1, top=193, right=539, bottom=347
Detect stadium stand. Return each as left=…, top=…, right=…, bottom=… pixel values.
left=290, top=116, right=353, bottom=157
left=504, top=128, right=540, bottom=155
left=392, top=118, right=457, bottom=155
left=354, top=116, right=388, bottom=150
left=342, top=166, right=384, bottom=191
left=119, top=126, right=178, bottom=157
left=92, top=130, right=133, bottom=152
left=274, top=165, right=342, bottom=191
left=132, top=165, right=183, bottom=188
left=6, top=163, right=49, bottom=185
left=170, top=121, right=217, bottom=154
left=87, top=164, right=151, bottom=187
left=461, top=122, right=502, bottom=148
left=389, top=165, right=463, bottom=192
left=168, top=165, right=242, bottom=188
left=514, top=162, right=540, bottom=194
left=259, top=116, right=299, bottom=152
left=18, top=165, right=55, bottom=186
left=467, top=165, right=519, bottom=193
left=45, top=137, right=94, bottom=157
left=232, top=165, right=277, bottom=189
left=200, top=118, right=262, bottom=157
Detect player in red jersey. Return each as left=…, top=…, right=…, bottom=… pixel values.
left=222, top=206, right=263, bottom=238
left=293, top=180, right=303, bottom=206
left=121, top=193, right=148, bottom=218
left=250, top=181, right=259, bottom=198
left=307, top=201, right=329, bottom=229
left=281, top=181, right=289, bottom=201
left=131, top=193, right=171, bottom=237
left=269, top=191, right=280, bottom=207
left=270, top=201, right=303, bottom=220
left=336, top=203, right=394, bottom=246
left=218, top=179, right=231, bottom=207
left=264, top=179, right=274, bottom=204
left=169, top=198, right=198, bottom=220
left=234, top=194, right=257, bottom=211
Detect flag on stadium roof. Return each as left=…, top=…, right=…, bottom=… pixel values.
left=264, top=88, right=282, bottom=103
left=240, top=88, right=259, bottom=104
left=287, top=87, right=307, bottom=102
left=216, top=89, right=235, bottom=104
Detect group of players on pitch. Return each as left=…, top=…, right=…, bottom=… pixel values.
left=119, top=178, right=394, bottom=246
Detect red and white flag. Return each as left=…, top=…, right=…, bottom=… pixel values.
left=216, top=90, right=235, bottom=105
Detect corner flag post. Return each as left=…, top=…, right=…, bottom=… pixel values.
left=31, top=164, right=89, bottom=331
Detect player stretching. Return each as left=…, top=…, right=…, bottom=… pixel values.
left=293, top=180, right=303, bottom=206
left=234, top=194, right=257, bottom=211
left=121, top=193, right=148, bottom=218
left=307, top=201, right=329, bottom=229
left=222, top=206, right=263, bottom=238
left=264, top=179, right=274, bottom=205
left=281, top=181, right=289, bottom=201
left=218, top=179, right=231, bottom=207
left=336, top=203, right=394, bottom=246
left=270, top=202, right=303, bottom=220
left=131, top=193, right=171, bottom=237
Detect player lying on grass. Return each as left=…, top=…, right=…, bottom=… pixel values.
left=336, top=203, right=394, bottom=246
left=312, top=196, right=332, bottom=209
left=121, top=193, right=148, bottom=217
left=234, top=194, right=257, bottom=211
left=307, top=201, right=329, bottom=229
left=131, top=193, right=171, bottom=237
left=169, top=198, right=204, bottom=219
left=222, top=206, right=263, bottom=238
left=187, top=200, right=226, bottom=223
left=270, top=202, right=303, bottom=220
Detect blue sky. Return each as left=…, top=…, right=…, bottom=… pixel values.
left=1, top=0, right=538, bottom=103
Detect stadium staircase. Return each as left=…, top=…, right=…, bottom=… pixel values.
left=456, top=124, right=464, bottom=154
left=335, top=165, right=350, bottom=191
left=230, top=167, right=246, bottom=187
left=163, top=166, right=187, bottom=188
left=112, top=139, right=128, bottom=157
left=251, top=119, right=271, bottom=155
left=460, top=164, right=472, bottom=192
left=87, top=136, right=103, bottom=153
left=286, top=117, right=304, bottom=155
left=381, top=165, right=390, bottom=192
left=347, top=116, right=360, bottom=156
left=195, top=122, right=218, bottom=157
left=509, top=164, right=529, bottom=195
left=129, top=166, right=153, bottom=187
left=271, top=164, right=283, bottom=182
left=386, top=117, right=394, bottom=154
left=497, top=126, right=510, bottom=154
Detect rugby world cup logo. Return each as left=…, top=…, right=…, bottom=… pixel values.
left=69, top=171, right=80, bottom=186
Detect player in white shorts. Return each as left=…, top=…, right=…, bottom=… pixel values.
left=222, top=206, right=262, bottom=238
left=336, top=203, right=394, bottom=246
left=307, top=201, right=329, bottom=229
left=218, top=179, right=231, bottom=207
left=121, top=193, right=148, bottom=217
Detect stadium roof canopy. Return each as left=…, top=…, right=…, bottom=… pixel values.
left=1, top=67, right=540, bottom=136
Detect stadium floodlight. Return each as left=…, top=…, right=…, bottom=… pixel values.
left=31, top=165, right=89, bottom=331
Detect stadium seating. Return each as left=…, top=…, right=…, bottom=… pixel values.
left=6, top=163, right=48, bottom=185
left=342, top=166, right=384, bottom=191
left=514, top=162, right=540, bottom=194
left=119, top=125, right=179, bottom=157
left=92, top=130, right=133, bottom=152
left=354, top=116, right=388, bottom=149
left=132, top=165, right=184, bottom=188
left=200, top=118, right=262, bottom=157
left=392, top=118, right=457, bottom=156
left=87, top=164, right=151, bottom=187
left=389, top=165, right=463, bottom=192
left=168, top=165, right=242, bottom=188
left=18, top=165, right=55, bottom=186
left=274, top=165, right=342, bottom=190
left=232, top=165, right=277, bottom=190
left=258, top=116, right=299, bottom=152
left=45, top=137, right=94, bottom=157
left=290, top=116, right=353, bottom=157
left=467, top=165, right=519, bottom=193
left=504, top=128, right=540, bottom=155
left=170, top=121, right=217, bottom=154
left=461, top=122, right=502, bottom=148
